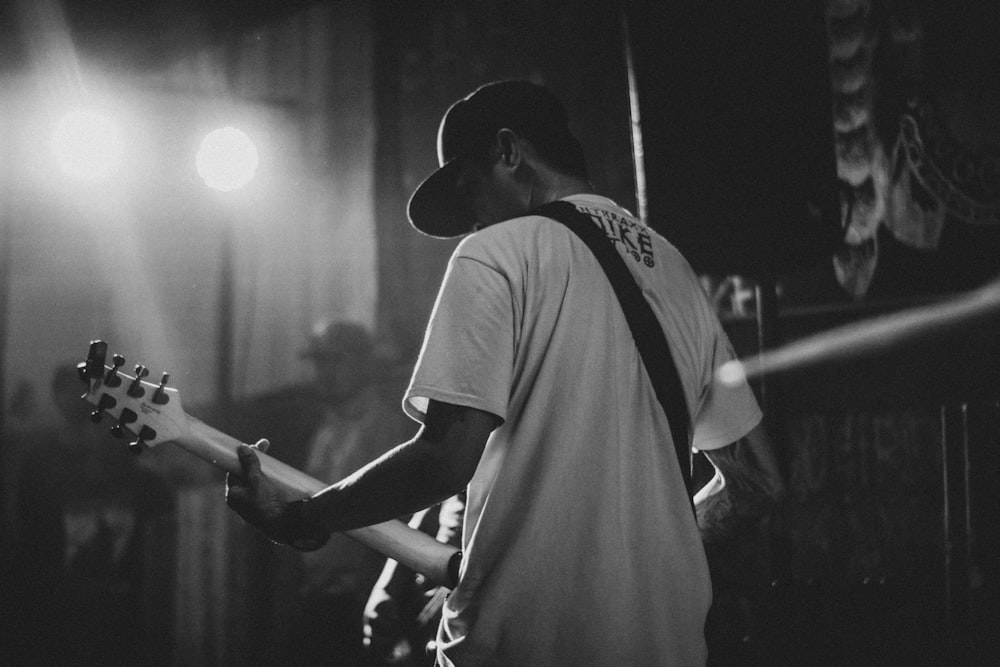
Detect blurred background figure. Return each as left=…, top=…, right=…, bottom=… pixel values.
left=1, top=362, right=173, bottom=665
left=363, top=492, right=464, bottom=667
left=262, top=320, right=415, bottom=666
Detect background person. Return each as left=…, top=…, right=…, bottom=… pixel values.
left=263, top=320, right=414, bottom=666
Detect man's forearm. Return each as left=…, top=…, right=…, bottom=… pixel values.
left=695, top=423, right=784, bottom=544
left=302, top=436, right=464, bottom=534
left=292, top=400, right=495, bottom=537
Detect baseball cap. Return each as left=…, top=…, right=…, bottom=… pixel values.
left=407, top=80, right=582, bottom=238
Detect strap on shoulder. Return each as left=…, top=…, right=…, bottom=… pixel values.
left=533, top=200, right=693, bottom=498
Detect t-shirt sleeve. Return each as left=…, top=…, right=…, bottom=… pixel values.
left=404, top=252, right=514, bottom=424
left=691, top=318, right=762, bottom=452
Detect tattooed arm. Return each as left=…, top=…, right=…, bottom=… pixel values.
left=695, top=421, right=785, bottom=545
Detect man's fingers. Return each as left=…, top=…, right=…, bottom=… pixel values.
left=225, top=475, right=250, bottom=511
left=225, top=470, right=244, bottom=492
left=236, top=444, right=264, bottom=489
left=227, top=441, right=268, bottom=488
left=237, top=442, right=261, bottom=470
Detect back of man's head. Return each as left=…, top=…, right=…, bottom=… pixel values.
left=408, top=80, right=588, bottom=238
left=437, top=80, right=588, bottom=179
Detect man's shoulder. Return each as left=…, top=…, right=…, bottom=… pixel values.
left=453, top=194, right=689, bottom=274
left=458, top=195, right=619, bottom=252
left=454, top=215, right=552, bottom=261
left=562, top=193, right=634, bottom=218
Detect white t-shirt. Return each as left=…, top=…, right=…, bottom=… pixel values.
left=404, top=194, right=762, bottom=666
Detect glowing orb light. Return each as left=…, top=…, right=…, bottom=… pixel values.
left=50, top=109, right=124, bottom=180
left=716, top=360, right=747, bottom=387
left=196, top=126, right=259, bottom=192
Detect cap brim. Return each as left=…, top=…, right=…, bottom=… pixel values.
left=407, top=159, right=476, bottom=238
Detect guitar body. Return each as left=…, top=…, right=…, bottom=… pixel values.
left=78, top=340, right=459, bottom=586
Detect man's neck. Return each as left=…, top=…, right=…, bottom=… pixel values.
left=528, top=173, right=596, bottom=209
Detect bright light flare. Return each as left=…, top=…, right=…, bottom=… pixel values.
left=716, top=360, right=747, bottom=387
left=50, top=109, right=124, bottom=180
left=196, top=126, right=259, bottom=192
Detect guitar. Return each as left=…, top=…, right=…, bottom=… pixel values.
left=78, top=339, right=459, bottom=586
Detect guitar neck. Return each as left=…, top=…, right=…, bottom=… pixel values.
left=178, top=414, right=458, bottom=586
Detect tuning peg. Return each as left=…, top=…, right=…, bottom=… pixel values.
left=152, top=373, right=170, bottom=405
left=89, top=394, right=117, bottom=423
left=84, top=341, right=109, bottom=382
left=128, top=425, right=157, bottom=453
left=104, top=354, right=126, bottom=387
left=110, top=407, right=138, bottom=438
left=127, top=365, right=149, bottom=398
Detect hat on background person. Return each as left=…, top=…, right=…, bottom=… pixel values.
left=299, top=321, right=375, bottom=360
left=406, top=79, right=588, bottom=239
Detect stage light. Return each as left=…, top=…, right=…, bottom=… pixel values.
left=50, top=108, right=124, bottom=180
left=196, top=126, right=259, bottom=192
left=716, top=360, right=747, bottom=387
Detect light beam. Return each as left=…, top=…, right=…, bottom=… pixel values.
left=717, top=279, right=1000, bottom=386
left=50, top=108, right=124, bottom=180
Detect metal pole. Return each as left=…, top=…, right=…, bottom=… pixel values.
left=621, top=7, right=648, bottom=225
left=217, top=217, right=233, bottom=412
left=941, top=402, right=971, bottom=658
left=754, top=279, right=780, bottom=416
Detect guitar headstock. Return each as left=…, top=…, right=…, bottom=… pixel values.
left=79, top=340, right=189, bottom=452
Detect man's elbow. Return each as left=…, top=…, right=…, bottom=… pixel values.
left=766, top=472, right=787, bottom=504
left=744, top=422, right=786, bottom=503
left=430, top=459, right=472, bottom=500
left=417, top=400, right=498, bottom=500
left=412, top=437, right=475, bottom=501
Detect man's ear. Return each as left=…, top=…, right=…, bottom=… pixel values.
left=495, top=128, right=521, bottom=168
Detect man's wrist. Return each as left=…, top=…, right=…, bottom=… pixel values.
left=285, top=496, right=311, bottom=524
left=282, top=497, right=330, bottom=551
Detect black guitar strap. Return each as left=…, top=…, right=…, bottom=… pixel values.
left=534, top=200, right=693, bottom=499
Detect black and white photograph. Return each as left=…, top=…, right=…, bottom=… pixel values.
left=1, top=1, right=998, bottom=665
